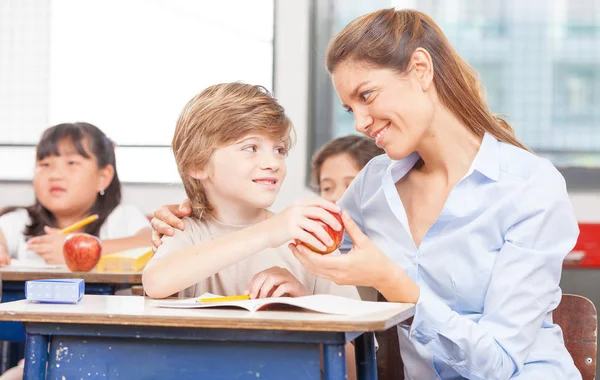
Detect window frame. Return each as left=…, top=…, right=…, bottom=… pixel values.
left=307, top=0, right=600, bottom=190
left=0, top=2, right=278, bottom=185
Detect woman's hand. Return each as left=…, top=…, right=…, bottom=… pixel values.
left=259, top=198, right=342, bottom=252
left=246, top=266, right=309, bottom=299
left=291, top=211, right=420, bottom=304
left=151, top=199, right=192, bottom=248
left=27, top=226, right=67, bottom=265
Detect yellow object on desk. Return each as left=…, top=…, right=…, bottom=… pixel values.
left=96, top=247, right=153, bottom=273
left=198, top=295, right=251, bottom=303
left=60, top=214, right=99, bottom=234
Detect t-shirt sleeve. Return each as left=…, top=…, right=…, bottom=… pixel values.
left=0, top=209, right=30, bottom=258
left=147, top=217, right=200, bottom=298
left=150, top=218, right=197, bottom=261
left=99, top=204, right=151, bottom=240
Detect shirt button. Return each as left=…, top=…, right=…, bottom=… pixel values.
left=410, top=330, right=416, bottom=336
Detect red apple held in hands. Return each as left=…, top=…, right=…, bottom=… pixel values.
left=296, top=210, right=344, bottom=255
left=63, top=233, right=102, bottom=272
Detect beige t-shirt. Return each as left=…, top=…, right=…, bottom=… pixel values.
left=151, top=215, right=360, bottom=300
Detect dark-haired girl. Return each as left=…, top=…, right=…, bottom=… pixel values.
left=0, top=122, right=151, bottom=266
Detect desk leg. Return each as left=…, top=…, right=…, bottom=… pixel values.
left=323, top=343, right=346, bottom=379
left=355, top=332, right=377, bottom=380
left=23, top=333, right=48, bottom=380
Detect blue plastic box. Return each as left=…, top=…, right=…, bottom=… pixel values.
left=25, top=279, right=85, bottom=304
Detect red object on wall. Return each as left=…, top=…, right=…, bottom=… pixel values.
left=564, top=223, right=600, bottom=268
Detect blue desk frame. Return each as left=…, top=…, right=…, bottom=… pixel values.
left=1, top=281, right=115, bottom=341
left=23, top=323, right=378, bottom=380
left=0, top=281, right=116, bottom=372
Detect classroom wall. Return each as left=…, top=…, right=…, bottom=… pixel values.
left=1, top=0, right=599, bottom=221
left=0, top=0, right=315, bottom=215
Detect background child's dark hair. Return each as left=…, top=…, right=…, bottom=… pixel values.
left=0, top=122, right=121, bottom=237
left=311, top=135, right=384, bottom=190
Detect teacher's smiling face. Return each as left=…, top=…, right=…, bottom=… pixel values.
left=331, top=52, right=436, bottom=161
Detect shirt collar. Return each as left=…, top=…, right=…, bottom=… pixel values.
left=471, top=132, right=500, bottom=182
left=386, top=152, right=420, bottom=183
left=385, top=132, right=500, bottom=183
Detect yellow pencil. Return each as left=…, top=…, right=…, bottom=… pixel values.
left=198, top=295, right=251, bottom=303
left=60, top=214, right=99, bottom=235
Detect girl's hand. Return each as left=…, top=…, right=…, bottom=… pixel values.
left=151, top=199, right=192, bottom=248
left=27, top=226, right=67, bottom=265
left=246, top=266, right=309, bottom=299
left=260, top=198, right=342, bottom=251
left=0, top=245, right=11, bottom=267
left=291, top=211, right=420, bottom=304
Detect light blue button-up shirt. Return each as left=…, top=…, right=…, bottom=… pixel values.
left=338, top=133, right=581, bottom=379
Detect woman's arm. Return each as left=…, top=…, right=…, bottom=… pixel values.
left=385, top=163, right=578, bottom=380
left=296, top=162, right=577, bottom=380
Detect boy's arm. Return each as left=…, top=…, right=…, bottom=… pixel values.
left=143, top=221, right=271, bottom=299
left=144, top=199, right=341, bottom=299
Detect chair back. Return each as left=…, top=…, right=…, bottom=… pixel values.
left=375, top=292, right=404, bottom=380
left=554, top=294, right=598, bottom=380
left=375, top=293, right=598, bottom=380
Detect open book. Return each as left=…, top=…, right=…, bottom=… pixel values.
left=152, top=293, right=402, bottom=317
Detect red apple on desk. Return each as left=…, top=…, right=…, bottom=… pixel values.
left=296, top=210, right=344, bottom=255
left=63, top=233, right=102, bottom=272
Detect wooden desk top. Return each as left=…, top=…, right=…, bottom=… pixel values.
left=0, top=295, right=415, bottom=332
left=0, top=267, right=141, bottom=284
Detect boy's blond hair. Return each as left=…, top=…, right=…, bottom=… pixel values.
left=172, top=82, right=294, bottom=218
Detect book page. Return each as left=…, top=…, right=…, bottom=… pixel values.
left=152, top=293, right=403, bottom=316
left=151, top=293, right=261, bottom=311
left=256, top=294, right=402, bottom=316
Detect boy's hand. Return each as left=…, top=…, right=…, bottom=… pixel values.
left=151, top=199, right=192, bottom=248
left=291, top=211, right=420, bottom=304
left=27, top=226, right=66, bottom=265
left=260, top=198, right=342, bottom=251
left=0, top=245, right=11, bottom=267
left=247, top=266, right=309, bottom=299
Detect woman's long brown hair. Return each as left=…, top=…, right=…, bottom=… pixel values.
left=326, top=8, right=528, bottom=151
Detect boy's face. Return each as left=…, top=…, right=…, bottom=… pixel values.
left=198, top=134, right=287, bottom=211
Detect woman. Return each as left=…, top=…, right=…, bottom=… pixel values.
left=151, top=8, right=580, bottom=380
